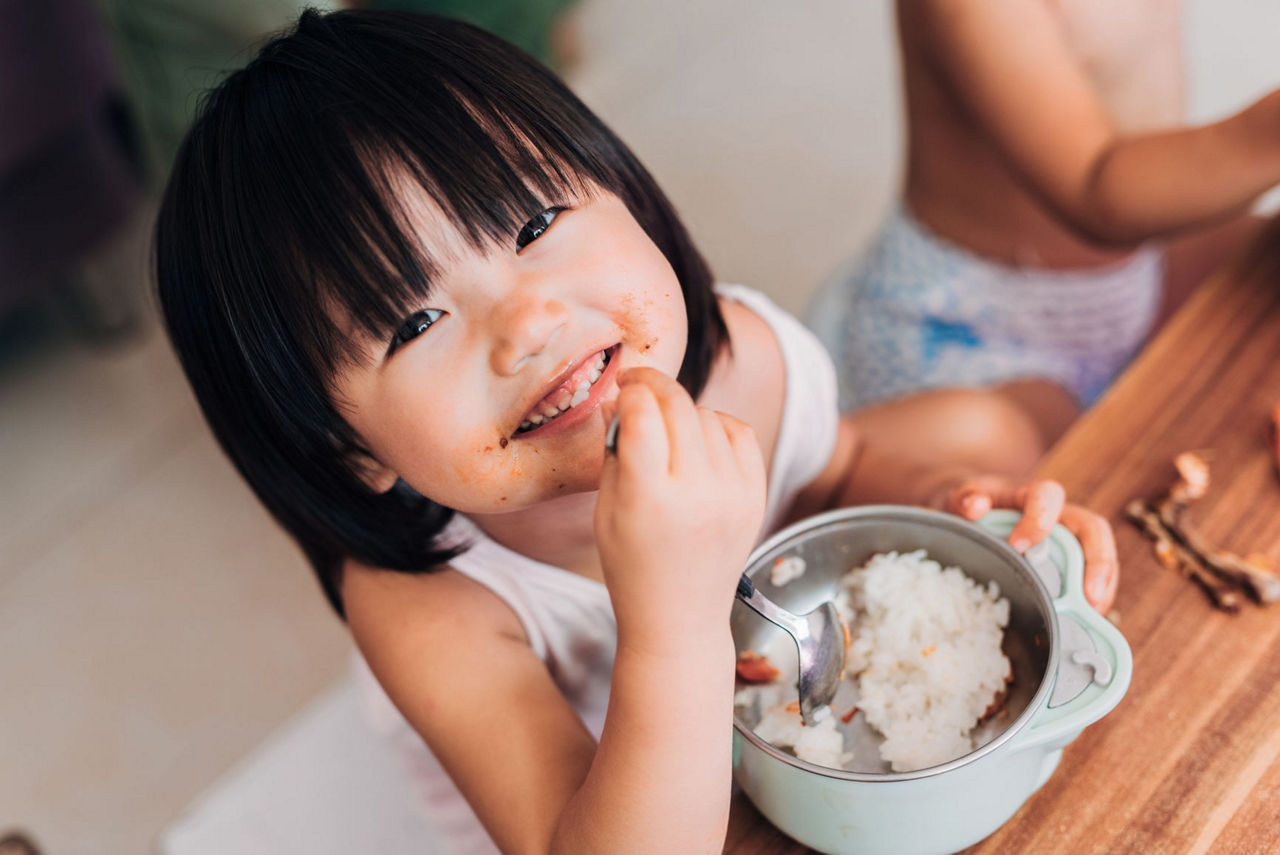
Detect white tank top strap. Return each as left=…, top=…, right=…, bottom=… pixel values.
left=713, top=283, right=839, bottom=534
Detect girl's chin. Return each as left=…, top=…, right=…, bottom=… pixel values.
left=454, top=471, right=605, bottom=516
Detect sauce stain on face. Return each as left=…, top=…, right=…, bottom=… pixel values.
left=615, top=290, right=682, bottom=373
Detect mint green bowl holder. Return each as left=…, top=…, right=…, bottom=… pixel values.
left=731, top=508, right=1133, bottom=855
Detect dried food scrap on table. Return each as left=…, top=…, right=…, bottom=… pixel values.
left=1127, top=446, right=1280, bottom=611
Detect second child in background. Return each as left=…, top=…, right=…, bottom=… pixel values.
left=810, top=0, right=1280, bottom=444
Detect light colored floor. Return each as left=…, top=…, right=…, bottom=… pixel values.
left=3, top=1, right=1280, bottom=853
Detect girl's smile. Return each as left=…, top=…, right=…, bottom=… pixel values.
left=331, top=190, right=688, bottom=514
left=513, top=343, right=621, bottom=438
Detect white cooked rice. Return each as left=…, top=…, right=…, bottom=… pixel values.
left=769, top=555, right=807, bottom=587
left=839, top=549, right=1010, bottom=772
left=738, top=681, right=849, bottom=768
left=737, top=549, right=1010, bottom=773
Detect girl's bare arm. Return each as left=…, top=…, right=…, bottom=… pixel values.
left=345, top=369, right=765, bottom=855
left=348, top=567, right=736, bottom=855
left=557, top=368, right=765, bottom=853
left=346, top=567, right=597, bottom=855
left=915, top=0, right=1280, bottom=243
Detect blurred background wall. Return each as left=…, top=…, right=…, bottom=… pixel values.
left=2, top=1, right=1279, bottom=852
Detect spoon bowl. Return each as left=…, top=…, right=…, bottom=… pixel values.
left=734, top=575, right=845, bottom=725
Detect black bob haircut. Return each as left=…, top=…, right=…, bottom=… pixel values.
left=155, top=9, right=728, bottom=617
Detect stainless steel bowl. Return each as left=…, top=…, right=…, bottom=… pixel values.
left=730, top=505, right=1131, bottom=855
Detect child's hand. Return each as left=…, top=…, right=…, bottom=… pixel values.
left=595, top=368, right=767, bottom=655
left=941, top=476, right=1119, bottom=613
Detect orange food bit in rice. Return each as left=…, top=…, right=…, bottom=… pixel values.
left=735, top=651, right=780, bottom=684
left=921, top=644, right=937, bottom=657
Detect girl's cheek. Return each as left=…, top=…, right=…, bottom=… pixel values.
left=404, top=432, right=543, bottom=511
left=616, top=288, right=687, bottom=372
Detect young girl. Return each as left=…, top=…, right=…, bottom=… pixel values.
left=810, top=0, right=1280, bottom=443
left=155, top=10, right=1117, bottom=853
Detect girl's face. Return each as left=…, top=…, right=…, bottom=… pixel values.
left=332, top=189, right=688, bottom=514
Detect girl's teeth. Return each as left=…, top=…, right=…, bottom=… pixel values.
left=520, top=348, right=614, bottom=432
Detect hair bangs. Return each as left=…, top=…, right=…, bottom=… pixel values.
left=155, top=9, right=727, bottom=617
left=220, top=12, right=620, bottom=382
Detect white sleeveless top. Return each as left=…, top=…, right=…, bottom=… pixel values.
left=352, top=284, right=839, bottom=854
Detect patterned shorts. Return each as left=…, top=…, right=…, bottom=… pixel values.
left=806, top=207, right=1163, bottom=411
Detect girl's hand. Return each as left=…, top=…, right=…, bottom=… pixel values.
left=940, top=476, right=1119, bottom=613
left=595, top=368, right=767, bottom=655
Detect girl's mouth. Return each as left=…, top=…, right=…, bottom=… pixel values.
left=514, top=344, right=620, bottom=437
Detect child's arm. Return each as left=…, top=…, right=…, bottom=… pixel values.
left=912, top=0, right=1280, bottom=243
left=346, top=566, right=599, bottom=855
left=792, top=389, right=1118, bottom=612
left=556, top=367, right=766, bottom=852
left=346, top=367, right=765, bottom=855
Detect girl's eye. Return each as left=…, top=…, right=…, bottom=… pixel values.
left=515, top=206, right=566, bottom=250
left=387, top=308, right=445, bottom=356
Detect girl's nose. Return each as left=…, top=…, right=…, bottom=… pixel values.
left=489, top=295, right=570, bottom=376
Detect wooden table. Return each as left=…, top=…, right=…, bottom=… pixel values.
left=725, top=229, right=1280, bottom=854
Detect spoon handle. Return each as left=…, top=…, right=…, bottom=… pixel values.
left=604, top=413, right=621, bottom=455
left=735, top=574, right=806, bottom=640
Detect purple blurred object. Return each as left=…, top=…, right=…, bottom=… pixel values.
left=0, top=0, right=140, bottom=311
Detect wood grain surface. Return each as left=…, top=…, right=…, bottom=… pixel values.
left=725, top=226, right=1280, bottom=854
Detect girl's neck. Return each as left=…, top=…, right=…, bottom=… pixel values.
left=465, top=491, right=604, bottom=582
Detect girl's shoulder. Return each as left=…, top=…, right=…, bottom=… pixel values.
left=343, top=560, right=529, bottom=661
left=699, top=291, right=788, bottom=471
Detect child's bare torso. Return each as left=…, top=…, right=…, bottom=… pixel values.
left=900, top=0, right=1185, bottom=267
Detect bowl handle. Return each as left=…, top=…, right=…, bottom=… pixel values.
left=978, top=510, right=1133, bottom=752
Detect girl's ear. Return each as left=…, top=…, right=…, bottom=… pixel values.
left=351, top=452, right=400, bottom=494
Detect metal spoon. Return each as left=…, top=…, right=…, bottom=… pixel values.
left=605, top=414, right=845, bottom=725
left=734, top=575, right=846, bottom=725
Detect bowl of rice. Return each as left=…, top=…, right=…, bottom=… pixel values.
left=730, top=505, right=1131, bottom=855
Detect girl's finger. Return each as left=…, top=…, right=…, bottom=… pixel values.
left=1058, top=504, right=1120, bottom=612
left=946, top=478, right=1066, bottom=550
left=1006, top=480, right=1067, bottom=552
left=944, top=484, right=994, bottom=520
left=609, top=381, right=669, bottom=478
left=721, top=412, right=766, bottom=485
left=620, top=367, right=703, bottom=471
left=697, top=407, right=734, bottom=470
